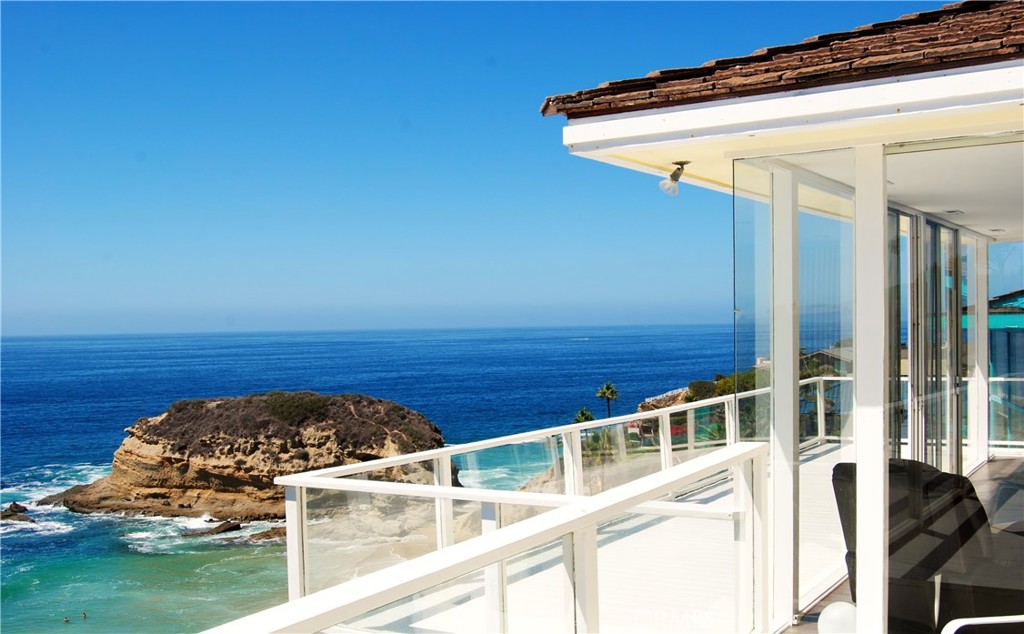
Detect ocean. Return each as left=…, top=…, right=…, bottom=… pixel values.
left=0, top=325, right=737, bottom=633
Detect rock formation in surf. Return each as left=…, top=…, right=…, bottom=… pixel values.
left=42, top=391, right=448, bottom=521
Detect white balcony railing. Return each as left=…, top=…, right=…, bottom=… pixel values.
left=206, top=442, right=770, bottom=634
left=272, top=376, right=848, bottom=601
left=200, top=372, right=1017, bottom=633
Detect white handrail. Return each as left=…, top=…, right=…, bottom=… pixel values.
left=205, top=442, right=768, bottom=634
left=274, top=474, right=735, bottom=519
left=277, top=376, right=839, bottom=485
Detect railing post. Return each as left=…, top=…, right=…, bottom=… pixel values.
left=816, top=378, right=827, bottom=443
left=659, top=412, right=673, bottom=469
left=725, top=398, right=738, bottom=445
left=753, top=451, right=769, bottom=632
left=687, top=408, right=696, bottom=453
left=563, top=430, right=584, bottom=495
left=434, top=455, right=455, bottom=549
left=563, top=526, right=600, bottom=633
left=732, top=450, right=770, bottom=634
left=734, top=459, right=754, bottom=634
left=284, top=485, right=308, bottom=600
left=482, top=502, right=508, bottom=633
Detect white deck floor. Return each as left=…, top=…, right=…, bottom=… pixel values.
left=321, top=443, right=849, bottom=634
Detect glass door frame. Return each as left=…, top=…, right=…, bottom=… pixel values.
left=885, top=205, right=977, bottom=474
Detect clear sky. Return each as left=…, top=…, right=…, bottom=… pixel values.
left=4, top=1, right=1018, bottom=336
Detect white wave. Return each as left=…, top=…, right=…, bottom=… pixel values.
left=1, top=463, right=111, bottom=506
left=0, top=519, right=74, bottom=537
left=453, top=468, right=504, bottom=489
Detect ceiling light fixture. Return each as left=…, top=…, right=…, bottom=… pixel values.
left=659, top=161, right=691, bottom=196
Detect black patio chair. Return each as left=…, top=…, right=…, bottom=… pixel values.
left=832, top=459, right=1024, bottom=634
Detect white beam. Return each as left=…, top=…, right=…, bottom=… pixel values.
left=853, top=144, right=890, bottom=634
left=285, top=486, right=308, bottom=600
left=770, top=166, right=800, bottom=630
left=976, top=241, right=991, bottom=460
left=570, top=527, right=599, bottom=633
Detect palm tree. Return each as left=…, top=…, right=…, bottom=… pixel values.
left=595, top=381, right=619, bottom=418
left=573, top=407, right=596, bottom=424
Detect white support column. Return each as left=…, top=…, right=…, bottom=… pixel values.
left=854, top=144, right=890, bottom=634
left=976, top=241, right=990, bottom=460
left=284, top=486, right=308, bottom=600
left=563, top=431, right=584, bottom=495
left=567, top=526, right=599, bottom=633
left=770, top=166, right=800, bottom=630
left=482, top=502, right=508, bottom=633
left=659, top=412, right=673, bottom=469
left=434, top=456, right=455, bottom=549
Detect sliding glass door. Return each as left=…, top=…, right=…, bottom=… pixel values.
left=886, top=211, right=968, bottom=472
left=922, top=221, right=961, bottom=472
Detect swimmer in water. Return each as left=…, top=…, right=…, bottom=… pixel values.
left=63, top=617, right=69, bottom=624
left=82, top=612, right=87, bottom=620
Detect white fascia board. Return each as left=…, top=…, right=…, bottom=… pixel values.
left=562, top=61, right=1024, bottom=152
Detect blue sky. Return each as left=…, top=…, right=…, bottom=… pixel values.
left=3, top=1, right=1018, bottom=336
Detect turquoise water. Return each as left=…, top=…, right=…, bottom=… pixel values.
left=1, top=326, right=742, bottom=632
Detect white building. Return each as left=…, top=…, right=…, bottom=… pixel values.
left=210, top=3, right=1023, bottom=633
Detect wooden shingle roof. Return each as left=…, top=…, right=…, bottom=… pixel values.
left=541, top=1, right=1024, bottom=119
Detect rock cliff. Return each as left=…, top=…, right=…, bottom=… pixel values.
left=41, top=391, right=446, bottom=520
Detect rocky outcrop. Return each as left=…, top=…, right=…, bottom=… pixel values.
left=250, top=526, right=287, bottom=541
left=1, top=502, right=34, bottom=523
left=185, top=521, right=242, bottom=537
left=41, top=392, right=447, bottom=521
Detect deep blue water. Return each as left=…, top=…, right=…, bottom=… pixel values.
left=0, top=325, right=737, bottom=633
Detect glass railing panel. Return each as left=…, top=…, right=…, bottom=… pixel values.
left=595, top=509, right=742, bottom=633
left=626, top=415, right=662, bottom=451
left=505, top=538, right=570, bottom=633
left=667, top=410, right=691, bottom=464
left=342, top=459, right=439, bottom=484
left=799, top=381, right=820, bottom=444
left=798, top=440, right=847, bottom=605
left=737, top=392, right=770, bottom=441
left=332, top=566, right=487, bottom=633
left=581, top=421, right=660, bottom=495
left=453, top=437, right=563, bottom=492
left=332, top=537, right=569, bottom=634
left=990, top=378, right=1024, bottom=446
left=823, top=378, right=853, bottom=439
left=305, top=489, right=438, bottom=594
left=693, top=403, right=729, bottom=448
left=451, top=499, right=482, bottom=544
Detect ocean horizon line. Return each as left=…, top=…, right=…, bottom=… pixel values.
left=0, top=321, right=735, bottom=342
